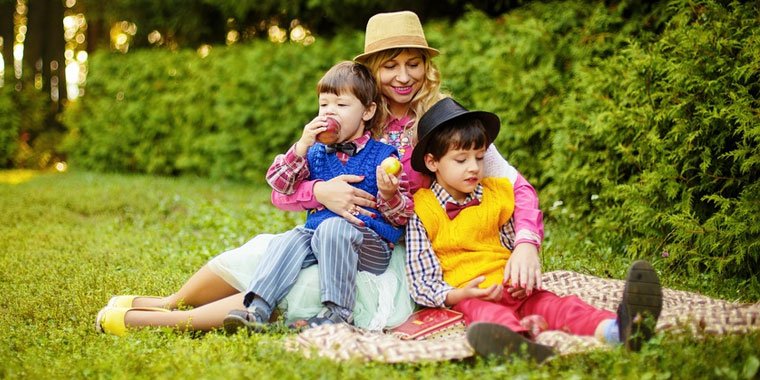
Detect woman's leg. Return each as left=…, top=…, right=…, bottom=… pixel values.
left=124, top=292, right=245, bottom=331
left=132, top=265, right=239, bottom=309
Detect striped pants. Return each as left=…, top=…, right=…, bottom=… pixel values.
left=244, top=217, right=392, bottom=312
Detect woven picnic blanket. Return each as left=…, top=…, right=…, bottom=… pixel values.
left=285, top=270, right=760, bottom=363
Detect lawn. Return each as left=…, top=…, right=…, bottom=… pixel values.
left=1, top=171, right=758, bottom=379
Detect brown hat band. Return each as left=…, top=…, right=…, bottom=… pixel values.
left=365, top=35, right=429, bottom=52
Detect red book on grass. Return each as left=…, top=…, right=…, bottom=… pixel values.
left=389, top=308, right=464, bottom=340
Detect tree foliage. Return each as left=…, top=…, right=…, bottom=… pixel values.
left=0, top=75, right=50, bottom=168
left=76, top=0, right=529, bottom=49
left=61, top=33, right=363, bottom=180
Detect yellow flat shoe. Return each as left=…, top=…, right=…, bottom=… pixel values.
left=95, top=306, right=169, bottom=336
left=107, top=295, right=165, bottom=309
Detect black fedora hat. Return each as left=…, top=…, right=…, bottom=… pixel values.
left=411, top=98, right=500, bottom=173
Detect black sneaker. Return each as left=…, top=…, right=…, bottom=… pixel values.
left=223, top=308, right=268, bottom=335
left=300, top=307, right=353, bottom=329
left=617, top=260, right=663, bottom=351
left=466, top=322, right=555, bottom=364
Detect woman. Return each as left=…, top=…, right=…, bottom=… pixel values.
left=96, top=11, right=543, bottom=336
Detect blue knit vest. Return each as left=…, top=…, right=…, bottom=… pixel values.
left=304, top=139, right=403, bottom=243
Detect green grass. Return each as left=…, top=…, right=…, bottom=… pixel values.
left=1, top=171, right=758, bottom=379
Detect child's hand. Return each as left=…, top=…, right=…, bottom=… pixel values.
left=503, top=243, right=542, bottom=296
left=445, top=276, right=503, bottom=306
left=295, top=115, right=329, bottom=157
left=375, top=163, right=400, bottom=201
left=507, top=284, right=528, bottom=299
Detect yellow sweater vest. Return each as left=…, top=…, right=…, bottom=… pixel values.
left=414, top=177, right=515, bottom=289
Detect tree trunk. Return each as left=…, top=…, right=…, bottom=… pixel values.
left=0, top=1, right=14, bottom=78
left=79, top=0, right=109, bottom=53
left=25, top=0, right=66, bottom=109
left=44, top=0, right=66, bottom=106
left=24, top=0, right=44, bottom=85
left=86, top=15, right=105, bottom=52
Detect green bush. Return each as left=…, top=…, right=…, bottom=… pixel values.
left=0, top=79, right=49, bottom=168
left=537, top=0, right=759, bottom=281
left=432, top=0, right=759, bottom=287
left=592, top=0, right=760, bottom=280
left=62, top=34, right=362, bottom=182
left=0, top=84, right=18, bottom=167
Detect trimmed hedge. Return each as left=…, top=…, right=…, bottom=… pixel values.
left=61, top=0, right=759, bottom=285
left=0, top=79, right=48, bottom=168
left=62, top=33, right=363, bottom=180
left=0, top=84, right=18, bottom=166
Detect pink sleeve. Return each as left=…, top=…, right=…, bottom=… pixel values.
left=400, top=148, right=430, bottom=194
left=270, top=180, right=323, bottom=211
left=512, top=173, right=544, bottom=247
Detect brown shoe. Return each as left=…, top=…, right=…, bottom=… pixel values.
left=617, top=260, right=663, bottom=351
left=466, top=322, right=555, bottom=363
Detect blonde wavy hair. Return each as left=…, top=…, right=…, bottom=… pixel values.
left=362, top=48, right=448, bottom=143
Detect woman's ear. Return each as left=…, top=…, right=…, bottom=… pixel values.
left=362, top=102, right=377, bottom=121
left=423, top=153, right=438, bottom=173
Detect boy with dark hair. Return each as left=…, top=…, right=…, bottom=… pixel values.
left=405, top=98, right=663, bottom=362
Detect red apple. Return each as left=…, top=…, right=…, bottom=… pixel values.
left=380, top=156, right=402, bottom=176
left=316, top=117, right=340, bottom=145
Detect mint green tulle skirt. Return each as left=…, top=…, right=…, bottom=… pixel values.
left=206, top=232, right=414, bottom=331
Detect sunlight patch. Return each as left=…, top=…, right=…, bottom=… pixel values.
left=0, top=170, right=38, bottom=184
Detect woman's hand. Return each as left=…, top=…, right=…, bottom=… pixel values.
left=445, top=276, right=503, bottom=306
left=314, top=175, right=377, bottom=225
left=503, top=243, right=542, bottom=297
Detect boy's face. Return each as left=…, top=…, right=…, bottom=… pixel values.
left=424, top=145, right=486, bottom=203
left=319, top=91, right=376, bottom=143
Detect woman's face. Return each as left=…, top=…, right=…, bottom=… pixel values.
left=377, top=49, right=426, bottom=115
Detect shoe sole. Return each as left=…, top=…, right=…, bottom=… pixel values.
left=223, top=313, right=267, bottom=335
left=620, top=260, right=663, bottom=351
left=466, top=322, right=555, bottom=363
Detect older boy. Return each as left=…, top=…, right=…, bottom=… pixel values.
left=405, top=98, right=663, bottom=362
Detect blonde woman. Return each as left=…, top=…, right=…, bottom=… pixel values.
left=277, top=10, right=545, bottom=303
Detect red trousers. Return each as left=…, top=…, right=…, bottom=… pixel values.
left=453, top=289, right=616, bottom=336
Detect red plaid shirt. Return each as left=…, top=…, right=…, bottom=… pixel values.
left=266, top=131, right=414, bottom=227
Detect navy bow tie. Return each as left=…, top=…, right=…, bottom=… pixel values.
left=445, top=198, right=481, bottom=219
left=325, top=142, right=357, bottom=156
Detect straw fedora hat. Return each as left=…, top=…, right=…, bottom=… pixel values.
left=411, top=98, right=500, bottom=174
left=354, top=11, right=440, bottom=62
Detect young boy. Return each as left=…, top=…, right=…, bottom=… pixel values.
left=224, top=61, right=413, bottom=332
left=406, top=97, right=663, bottom=362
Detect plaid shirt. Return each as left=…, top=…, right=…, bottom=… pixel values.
left=266, top=131, right=413, bottom=227
left=405, top=180, right=516, bottom=307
